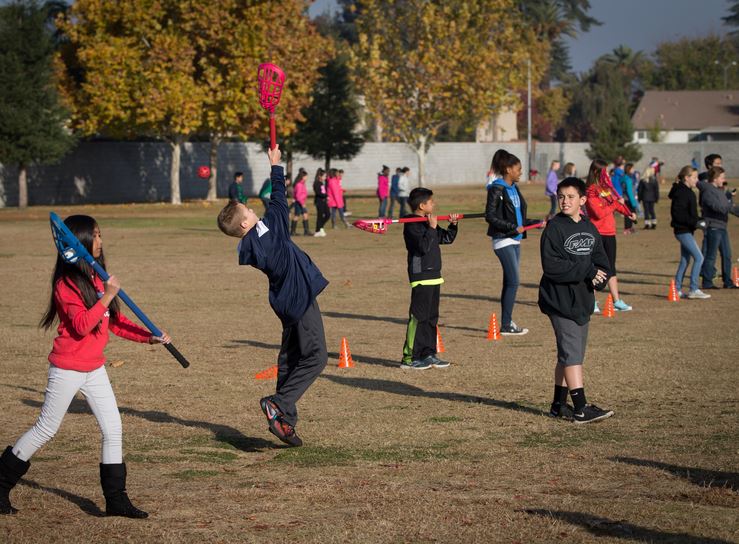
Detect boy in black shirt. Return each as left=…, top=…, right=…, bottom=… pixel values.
left=217, top=146, right=328, bottom=446
left=401, top=188, right=459, bottom=370
left=538, top=178, right=614, bottom=424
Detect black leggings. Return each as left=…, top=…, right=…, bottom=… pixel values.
left=315, top=199, right=330, bottom=231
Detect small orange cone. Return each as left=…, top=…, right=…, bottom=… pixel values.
left=603, top=294, right=615, bottom=318
left=667, top=279, right=679, bottom=302
left=732, top=266, right=739, bottom=287
left=436, top=326, right=445, bottom=353
left=255, top=365, right=278, bottom=380
left=338, top=337, right=355, bottom=368
left=486, top=313, right=501, bottom=341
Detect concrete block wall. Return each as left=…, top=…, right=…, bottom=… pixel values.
left=1, top=141, right=737, bottom=206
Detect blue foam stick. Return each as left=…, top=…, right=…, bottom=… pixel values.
left=49, top=212, right=189, bottom=368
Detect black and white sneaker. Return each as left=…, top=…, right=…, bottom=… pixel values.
left=500, top=321, right=529, bottom=336
left=573, top=404, right=614, bottom=424
left=549, top=403, right=574, bottom=420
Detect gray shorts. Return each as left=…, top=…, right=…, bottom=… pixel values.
left=548, top=314, right=588, bottom=366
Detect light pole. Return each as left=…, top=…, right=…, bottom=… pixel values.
left=526, top=57, right=532, bottom=181
left=714, top=59, right=737, bottom=88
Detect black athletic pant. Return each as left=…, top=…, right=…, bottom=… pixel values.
left=624, top=201, right=635, bottom=229
left=315, top=199, right=330, bottom=231
left=643, top=200, right=656, bottom=221
left=402, top=284, right=440, bottom=363
left=273, top=300, right=327, bottom=426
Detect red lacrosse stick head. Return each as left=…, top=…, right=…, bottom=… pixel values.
left=257, top=63, right=285, bottom=114
left=197, top=165, right=211, bottom=179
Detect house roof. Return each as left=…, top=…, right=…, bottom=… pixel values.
left=631, top=90, right=739, bottom=131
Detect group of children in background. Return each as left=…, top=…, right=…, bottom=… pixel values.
left=227, top=167, right=353, bottom=238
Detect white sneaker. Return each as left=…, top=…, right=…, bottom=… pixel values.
left=593, top=300, right=601, bottom=314
left=313, top=228, right=327, bottom=237
left=687, top=289, right=711, bottom=299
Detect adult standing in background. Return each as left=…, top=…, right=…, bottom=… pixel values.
left=545, top=160, right=561, bottom=220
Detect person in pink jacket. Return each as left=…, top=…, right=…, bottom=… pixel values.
left=327, top=168, right=349, bottom=228
left=290, top=168, right=312, bottom=236
left=377, top=165, right=390, bottom=217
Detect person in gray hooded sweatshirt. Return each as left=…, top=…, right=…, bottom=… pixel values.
left=698, top=166, right=736, bottom=289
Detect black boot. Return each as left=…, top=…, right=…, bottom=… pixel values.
left=290, top=220, right=298, bottom=236
left=100, top=463, right=148, bottom=519
left=302, top=219, right=313, bottom=236
left=0, top=446, right=30, bottom=515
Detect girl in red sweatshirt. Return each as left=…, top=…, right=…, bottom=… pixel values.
left=585, top=159, right=637, bottom=313
left=0, top=215, right=170, bottom=518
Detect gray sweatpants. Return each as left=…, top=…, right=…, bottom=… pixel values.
left=273, top=300, right=327, bottom=426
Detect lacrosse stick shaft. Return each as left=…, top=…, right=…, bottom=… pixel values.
left=269, top=113, right=276, bottom=150
left=87, top=261, right=190, bottom=368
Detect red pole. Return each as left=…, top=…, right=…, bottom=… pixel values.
left=269, top=114, right=276, bottom=150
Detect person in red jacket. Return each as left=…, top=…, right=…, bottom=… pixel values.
left=0, top=215, right=170, bottom=518
left=585, top=159, right=637, bottom=313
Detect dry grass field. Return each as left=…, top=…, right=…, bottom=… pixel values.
left=0, top=182, right=737, bottom=543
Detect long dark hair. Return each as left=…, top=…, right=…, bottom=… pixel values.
left=314, top=168, right=326, bottom=184
left=586, top=159, right=608, bottom=187
left=40, top=215, right=119, bottom=330
left=490, top=149, right=520, bottom=179
left=294, top=168, right=308, bottom=185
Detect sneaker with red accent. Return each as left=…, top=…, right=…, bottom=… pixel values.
left=260, top=397, right=303, bottom=447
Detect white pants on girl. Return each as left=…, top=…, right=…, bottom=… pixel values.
left=13, top=365, right=123, bottom=464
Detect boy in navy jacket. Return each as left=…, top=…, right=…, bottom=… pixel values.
left=217, top=146, right=328, bottom=446
left=401, top=188, right=458, bottom=370
left=538, top=177, right=614, bottom=424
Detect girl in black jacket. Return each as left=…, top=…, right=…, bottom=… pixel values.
left=484, top=150, right=543, bottom=335
left=669, top=166, right=709, bottom=299
left=637, top=166, right=660, bottom=229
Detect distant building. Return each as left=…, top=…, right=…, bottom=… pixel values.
left=476, top=108, right=518, bottom=142
left=632, top=90, right=739, bottom=143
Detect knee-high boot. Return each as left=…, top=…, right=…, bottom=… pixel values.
left=100, top=463, right=148, bottom=519
left=0, top=446, right=30, bottom=515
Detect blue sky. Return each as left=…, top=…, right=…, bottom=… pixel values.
left=309, top=0, right=733, bottom=74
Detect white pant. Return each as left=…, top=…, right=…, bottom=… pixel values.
left=13, top=365, right=123, bottom=464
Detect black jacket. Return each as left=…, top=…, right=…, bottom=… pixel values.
left=538, top=214, right=611, bottom=325
left=403, top=217, right=458, bottom=283
left=637, top=176, right=659, bottom=202
left=485, top=182, right=539, bottom=238
left=668, top=182, right=699, bottom=234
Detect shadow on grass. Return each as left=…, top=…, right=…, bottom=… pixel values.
left=524, top=509, right=732, bottom=543
left=20, top=478, right=104, bottom=517
left=610, top=456, right=739, bottom=491
left=619, top=269, right=674, bottom=279
left=323, top=310, right=407, bottom=325
left=441, top=292, right=538, bottom=307
left=21, top=399, right=274, bottom=453
left=228, top=340, right=399, bottom=368
left=322, top=375, right=543, bottom=416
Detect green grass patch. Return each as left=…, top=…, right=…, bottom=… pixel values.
left=126, top=453, right=183, bottom=464
left=519, top=428, right=625, bottom=449
left=179, top=449, right=238, bottom=463
left=272, top=443, right=453, bottom=467
left=427, top=416, right=462, bottom=423
left=168, top=469, right=220, bottom=481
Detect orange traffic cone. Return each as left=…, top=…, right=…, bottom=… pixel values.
left=436, top=326, right=445, bottom=353
left=255, top=365, right=278, bottom=380
left=486, top=313, right=501, bottom=340
left=602, top=294, right=615, bottom=318
left=338, top=337, right=355, bottom=368
left=667, top=279, right=679, bottom=302
left=732, top=266, right=739, bottom=287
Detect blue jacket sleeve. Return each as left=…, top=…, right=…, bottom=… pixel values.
left=265, top=165, right=289, bottom=232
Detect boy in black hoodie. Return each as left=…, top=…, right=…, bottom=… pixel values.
left=401, top=188, right=459, bottom=370
left=538, top=178, right=614, bottom=424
